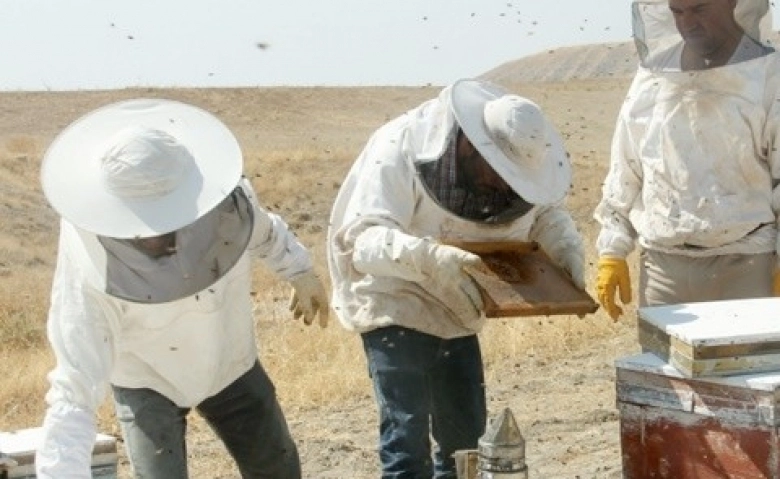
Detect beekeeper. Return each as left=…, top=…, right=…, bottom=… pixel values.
left=327, top=78, right=584, bottom=477
left=35, top=99, right=329, bottom=479
left=594, top=0, right=780, bottom=320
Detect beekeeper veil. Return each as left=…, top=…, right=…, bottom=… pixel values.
left=632, top=0, right=773, bottom=70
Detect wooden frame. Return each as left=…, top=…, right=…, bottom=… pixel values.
left=447, top=241, right=598, bottom=318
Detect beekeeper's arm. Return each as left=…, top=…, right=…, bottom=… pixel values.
left=592, top=114, right=642, bottom=319
left=352, top=226, right=483, bottom=315
left=238, top=178, right=329, bottom=326
left=529, top=202, right=586, bottom=290
left=333, top=146, right=483, bottom=317
left=36, top=224, right=118, bottom=479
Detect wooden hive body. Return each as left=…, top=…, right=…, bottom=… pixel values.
left=616, top=353, right=780, bottom=478
left=638, top=297, right=780, bottom=377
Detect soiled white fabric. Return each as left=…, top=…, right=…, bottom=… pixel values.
left=35, top=179, right=312, bottom=478
left=328, top=85, right=584, bottom=339
left=559, top=248, right=586, bottom=290
left=595, top=3, right=780, bottom=264
left=352, top=227, right=485, bottom=328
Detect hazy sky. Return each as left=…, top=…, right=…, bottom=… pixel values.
left=1, top=0, right=772, bottom=91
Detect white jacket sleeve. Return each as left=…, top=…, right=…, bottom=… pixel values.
left=36, top=225, right=117, bottom=478
left=352, top=225, right=484, bottom=318
left=239, top=178, right=313, bottom=280
left=764, top=81, right=780, bottom=269
left=352, top=225, right=470, bottom=281
left=36, top=403, right=97, bottom=479
left=529, top=203, right=586, bottom=289
left=593, top=112, right=641, bottom=258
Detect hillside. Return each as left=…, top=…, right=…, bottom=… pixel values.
left=483, top=30, right=780, bottom=83
left=0, top=39, right=645, bottom=478
left=482, top=40, right=637, bottom=83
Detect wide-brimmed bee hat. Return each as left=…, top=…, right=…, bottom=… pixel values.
left=450, top=79, right=571, bottom=204
left=41, top=98, right=243, bottom=238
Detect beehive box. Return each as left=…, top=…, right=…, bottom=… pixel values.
left=449, top=241, right=598, bottom=318
left=638, top=297, right=780, bottom=378
left=616, top=352, right=780, bottom=478
left=0, top=427, right=117, bottom=478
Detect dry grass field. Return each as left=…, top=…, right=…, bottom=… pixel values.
left=0, top=76, right=644, bottom=478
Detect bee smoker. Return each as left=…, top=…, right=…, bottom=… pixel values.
left=478, top=407, right=528, bottom=478
left=453, top=407, right=528, bottom=479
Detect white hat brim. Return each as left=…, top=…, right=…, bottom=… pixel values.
left=450, top=79, right=572, bottom=205
left=41, top=99, right=243, bottom=238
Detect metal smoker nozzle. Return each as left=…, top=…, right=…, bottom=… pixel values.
left=477, top=408, right=528, bottom=478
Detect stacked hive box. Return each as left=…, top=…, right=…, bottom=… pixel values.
left=617, top=297, right=780, bottom=478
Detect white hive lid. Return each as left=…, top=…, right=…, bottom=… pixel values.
left=638, top=297, right=780, bottom=347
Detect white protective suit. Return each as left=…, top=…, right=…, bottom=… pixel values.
left=328, top=86, right=583, bottom=339
left=36, top=178, right=312, bottom=478
left=595, top=0, right=780, bottom=261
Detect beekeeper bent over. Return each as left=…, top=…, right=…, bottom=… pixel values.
left=327, top=79, right=585, bottom=478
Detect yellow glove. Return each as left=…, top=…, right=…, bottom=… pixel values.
left=596, top=256, right=632, bottom=321
left=773, top=267, right=780, bottom=296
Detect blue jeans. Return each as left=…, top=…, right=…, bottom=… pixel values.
left=361, top=326, right=487, bottom=479
left=112, top=361, right=301, bottom=479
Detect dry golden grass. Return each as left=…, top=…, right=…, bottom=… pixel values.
left=0, top=82, right=637, bottom=477
left=0, top=144, right=626, bottom=428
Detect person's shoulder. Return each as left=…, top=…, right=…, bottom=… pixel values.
left=366, top=114, right=411, bottom=152
left=641, top=42, right=683, bottom=71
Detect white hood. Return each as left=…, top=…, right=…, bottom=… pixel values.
left=632, top=0, right=773, bottom=68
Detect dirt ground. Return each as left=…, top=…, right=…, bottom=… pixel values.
left=0, top=77, right=643, bottom=478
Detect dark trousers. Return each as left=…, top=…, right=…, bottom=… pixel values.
left=362, top=326, right=487, bottom=479
left=112, top=361, right=300, bottom=479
